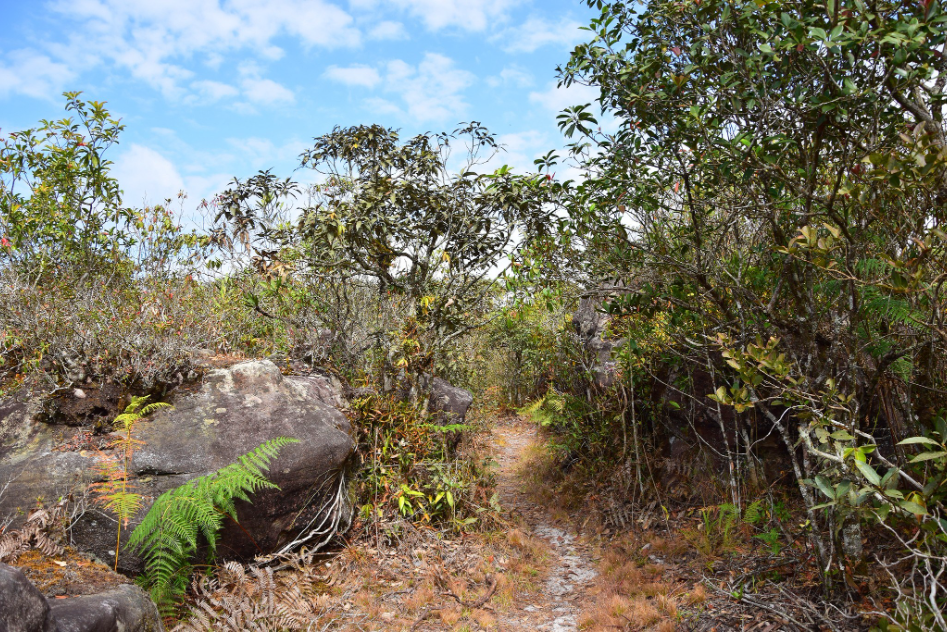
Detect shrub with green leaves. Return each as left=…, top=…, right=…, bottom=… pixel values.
left=352, top=394, right=493, bottom=532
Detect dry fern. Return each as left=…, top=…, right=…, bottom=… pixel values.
left=172, top=560, right=324, bottom=631
left=0, top=499, right=67, bottom=562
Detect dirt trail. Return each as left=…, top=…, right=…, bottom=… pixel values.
left=492, top=416, right=598, bottom=631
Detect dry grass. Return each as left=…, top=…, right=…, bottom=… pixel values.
left=516, top=442, right=588, bottom=515
left=576, top=530, right=684, bottom=631
left=235, top=516, right=551, bottom=631
left=682, top=583, right=707, bottom=606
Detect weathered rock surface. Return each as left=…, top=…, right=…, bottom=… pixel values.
left=0, top=360, right=355, bottom=573
left=427, top=378, right=474, bottom=451
left=0, top=562, right=161, bottom=632
left=0, top=562, right=58, bottom=632
left=48, top=585, right=163, bottom=632
left=428, top=377, right=473, bottom=425
left=573, top=296, right=623, bottom=388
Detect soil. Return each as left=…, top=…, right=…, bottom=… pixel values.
left=202, top=414, right=609, bottom=631
left=160, top=410, right=876, bottom=630
left=46, top=382, right=127, bottom=429
left=10, top=547, right=131, bottom=598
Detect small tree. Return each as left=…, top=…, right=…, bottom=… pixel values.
left=0, top=92, right=133, bottom=281
left=551, top=0, right=947, bottom=615
left=216, top=124, right=553, bottom=391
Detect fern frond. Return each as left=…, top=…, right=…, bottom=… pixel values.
left=172, top=557, right=322, bottom=632
left=744, top=500, right=765, bottom=526
left=544, top=391, right=566, bottom=413
left=0, top=500, right=67, bottom=562
left=138, top=402, right=172, bottom=417
left=129, top=437, right=299, bottom=613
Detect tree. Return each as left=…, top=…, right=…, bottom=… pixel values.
left=215, top=123, right=553, bottom=391
left=555, top=0, right=947, bottom=615
left=0, top=92, right=132, bottom=281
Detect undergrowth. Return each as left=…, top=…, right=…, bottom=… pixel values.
left=352, top=393, right=499, bottom=537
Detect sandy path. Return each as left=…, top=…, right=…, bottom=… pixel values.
left=491, top=417, right=597, bottom=631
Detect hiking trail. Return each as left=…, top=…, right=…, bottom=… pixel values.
left=491, top=415, right=598, bottom=631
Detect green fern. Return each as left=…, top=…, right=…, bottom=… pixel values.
left=860, top=285, right=923, bottom=326
left=519, top=388, right=567, bottom=428
left=743, top=500, right=766, bottom=526
left=128, top=437, right=299, bottom=611
left=90, top=395, right=171, bottom=571
left=855, top=257, right=892, bottom=278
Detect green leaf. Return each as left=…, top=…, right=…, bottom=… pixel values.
left=898, top=500, right=927, bottom=516
left=854, top=460, right=881, bottom=486
left=814, top=475, right=836, bottom=499
left=909, top=451, right=947, bottom=463
left=898, top=437, right=940, bottom=446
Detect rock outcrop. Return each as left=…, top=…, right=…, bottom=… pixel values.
left=428, top=377, right=473, bottom=425
left=48, top=585, right=163, bottom=632
left=0, top=562, right=161, bottom=632
left=0, top=360, right=355, bottom=573
left=573, top=296, right=623, bottom=388
left=427, top=378, right=474, bottom=450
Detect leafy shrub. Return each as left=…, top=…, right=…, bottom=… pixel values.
left=530, top=0, right=947, bottom=621
left=0, top=94, right=231, bottom=395
left=352, top=393, right=493, bottom=532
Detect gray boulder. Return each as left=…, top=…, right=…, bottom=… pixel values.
left=0, top=563, right=161, bottom=632
left=0, top=360, right=354, bottom=573
left=48, top=585, right=162, bottom=632
left=428, top=378, right=473, bottom=425
left=0, top=562, right=57, bottom=632
left=427, top=378, right=473, bottom=451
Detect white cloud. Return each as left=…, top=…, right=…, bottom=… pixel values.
left=324, top=64, right=381, bottom=88
left=389, top=0, right=519, bottom=31
left=241, top=77, right=295, bottom=105
left=486, top=65, right=533, bottom=88
left=236, top=63, right=294, bottom=106
left=189, top=80, right=239, bottom=103
left=113, top=144, right=186, bottom=206
left=0, top=49, right=74, bottom=100
left=495, top=16, right=585, bottom=53
left=39, top=0, right=360, bottom=100
left=381, top=53, right=474, bottom=122
left=333, top=53, right=474, bottom=122
left=113, top=143, right=234, bottom=219
left=368, top=20, right=408, bottom=40
left=529, top=81, right=600, bottom=115
left=363, top=97, right=403, bottom=117
left=475, top=130, right=548, bottom=174
left=261, top=45, right=285, bottom=60
left=225, top=137, right=308, bottom=170
left=498, top=130, right=548, bottom=154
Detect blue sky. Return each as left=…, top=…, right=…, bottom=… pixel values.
left=0, top=0, right=601, bottom=214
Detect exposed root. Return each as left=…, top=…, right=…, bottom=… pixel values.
left=256, top=471, right=350, bottom=571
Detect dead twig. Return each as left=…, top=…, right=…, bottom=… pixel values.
left=411, top=574, right=498, bottom=630
left=410, top=607, right=437, bottom=631
left=440, top=574, right=498, bottom=609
